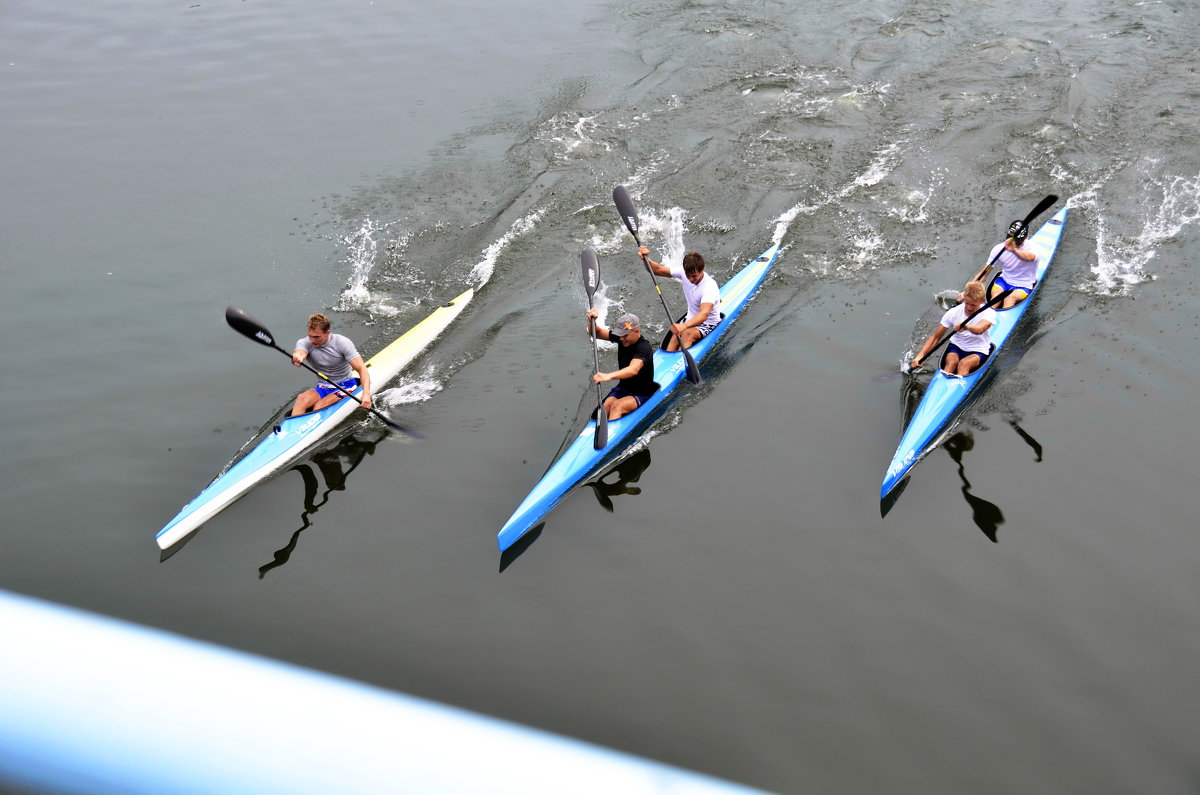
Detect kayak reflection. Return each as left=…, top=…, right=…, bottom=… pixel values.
left=499, top=448, right=654, bottom=572
left=257, top=430, right=384, bottom=579
left=585, top=448, right=652, bottom=513
left=942, top=431, right=1005, bottom=543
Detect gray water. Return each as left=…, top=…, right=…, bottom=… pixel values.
left=3, top=0, right=1200, bottom=791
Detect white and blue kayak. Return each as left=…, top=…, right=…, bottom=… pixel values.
left=881, top=206, right=1068, bottom=498
left=157, top=289, right=473, bottom=550
left=497, top=244, right=781, bottom=552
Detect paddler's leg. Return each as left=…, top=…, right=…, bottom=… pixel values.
left=604, top=394, right=641, bottom=421
left=941, top=350, right=959, bottom=375
left=1000, top=288, right=1028, bottom=309
left=954, top=353, right=983, bottom=376
left=290, top=388, right=321, bottom=416
left=311, top=392, right=344, bottom=412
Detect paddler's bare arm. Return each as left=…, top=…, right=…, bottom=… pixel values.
left=350, top=356, right=371, bottom=409
left=638, top=245, right=672, bottom=277
left=909, top=327, right=947, bottom=371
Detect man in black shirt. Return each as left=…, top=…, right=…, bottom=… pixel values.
left=584, top=311, right=660, bottom=420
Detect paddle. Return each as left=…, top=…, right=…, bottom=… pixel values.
left=580, top=248, right=609, bottom=450
left=906, top=288, right=1012, bottom=373
left=972, top=194, right=1058, bottom=283
left=224, top=305, right=411, bottom=433
left=612, top=185, right=703, bottom=385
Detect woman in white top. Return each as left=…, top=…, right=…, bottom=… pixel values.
left=909, top=281, right=997, bottom=376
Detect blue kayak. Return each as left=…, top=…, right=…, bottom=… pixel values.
left=881, top=206, right=1068, bottom=498
left=498, top=243, right=781, bottom=551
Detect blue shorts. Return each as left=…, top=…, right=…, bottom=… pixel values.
left=945, top=343, right=990, bottom=367
left=605, top=386, right=653, bottom=408
left=995, top=275, right=1033, bottom=297
left=315, top=377, right=359, bottom=399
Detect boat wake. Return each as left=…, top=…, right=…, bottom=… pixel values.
left=469, top=207, right=548, bottom=287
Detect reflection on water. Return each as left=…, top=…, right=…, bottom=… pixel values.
left=585, top=448, right=652, bottom=512
left=883, top=422, right=1047, bottom=539
left=1009, top=421, right=1044, bottom=462
left=498, top=448, right=655, bottom=571
left=258, top=431, right=385, bottom=579
left=942, top=432, right=1005, bottom=543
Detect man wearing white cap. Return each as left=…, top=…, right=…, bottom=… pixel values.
left=584, top=310, right=661, bottom=420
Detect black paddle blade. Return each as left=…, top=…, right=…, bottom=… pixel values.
left=1022, top=194, right=1058, bottom=227
left=682, top=348, right=702, bottom=385
left=225, top=305, right=277, bottom=348
left=594, top=410, right=608, bottom=450
left=612, top=185, right=640, bottom=236
left=581, top=248, right=600, bottom=302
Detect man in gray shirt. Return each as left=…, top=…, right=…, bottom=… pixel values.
left=290, top=313, right=372, bottom=416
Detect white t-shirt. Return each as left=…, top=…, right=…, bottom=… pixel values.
left=940, top=303, right=996, bottom=355
left=668, top=265, right=721, bottom=327
left=987, top=243, right=1040, bottom=289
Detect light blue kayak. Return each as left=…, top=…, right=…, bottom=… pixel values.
left=498, top=243, right=781, bottom=551
left=881, top=206, right=1068, bottom=498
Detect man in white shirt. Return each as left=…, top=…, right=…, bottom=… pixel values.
left=637, top=245, right=721, bottom=351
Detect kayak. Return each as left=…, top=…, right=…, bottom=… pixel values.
left=157, top=288, right=474, bottom=549
left=497, top=243, right=781, bottom=552
left=881, top=206, right=1068, bottom=498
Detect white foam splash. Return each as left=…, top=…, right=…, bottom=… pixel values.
left=854, top=140, right=904, bottom=189
left=336, top=217, right=379, bottom=308
left=536, top=113, right=613, bottom=161
left=1085, top=171, right=1199, bottom=295
left=771, top=140, right=908, bottom=246
left=848, top=231, right=886, bottom=268
left=335, top=218, right=403, bottom=317
left=634, top=206, right=688, bottom=270
left=375, top=374, right=443, bottom=408
left=469, top=207, right=547, bottom=287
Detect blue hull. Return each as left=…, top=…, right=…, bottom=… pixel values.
left=881, top=207, right=1068, bottom=498
left=498, top=243, right=781, bottom=551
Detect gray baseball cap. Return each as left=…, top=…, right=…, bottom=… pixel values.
left=611, top=313, right=641, bottom=336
